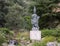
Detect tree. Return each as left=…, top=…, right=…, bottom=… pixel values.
left=0, top=0, right=9, bottom=27
left=4, top=0, right=32, bottom=30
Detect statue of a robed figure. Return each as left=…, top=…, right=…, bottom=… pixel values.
left=31, top=6, right=40, bottom=30
left=30, top=6, right=41, bottom=41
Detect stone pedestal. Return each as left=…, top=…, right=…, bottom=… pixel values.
left=30, top=31, right=41, bottom=41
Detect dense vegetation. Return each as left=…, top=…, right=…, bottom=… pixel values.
left=30, top=0, right=60, bottom=29
left=0, top=0, right=32, bottom=30
left=0, top=0, right=60, bottom=46
left=0, top=0, right=60, bottom=30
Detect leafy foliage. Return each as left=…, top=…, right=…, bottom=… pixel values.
left=0, top=0, right=60, bottom=30
left=0, top=0, right=9, bottom=27
left=33, top=42, right=46, bottom=46
left=0, top=0, right=32, bottom=30
left=57, top=37, right=60, bottom=42
left=29, top=0, right=60, bottom=29
left=42, top=36, right=56, bottom=43
left=41, top=29, right=60, bottom=38
left=0, top=28, right=14, bottom=45
left=0, top=31, right=6, bottom=46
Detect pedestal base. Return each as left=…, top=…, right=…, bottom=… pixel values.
left=30, top=30, right=41, bottom=40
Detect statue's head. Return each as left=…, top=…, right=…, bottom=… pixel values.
left=32, top=14, right=37, bottom=18
left=33, top=6, right=36, bottom=14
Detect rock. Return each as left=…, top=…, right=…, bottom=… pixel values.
left=8, top=44, right=15, bottom=46
left=2, top=43, right=8, bottom=46
left=47, top=42, right=56, bottom=46
left=58, top=43, right=60, bottom=46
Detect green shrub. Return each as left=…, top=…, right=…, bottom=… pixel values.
left=41, top=29, right=58, bottom=37
left=32, top=36, right=56, bottom=46
left=0, top=28, right=14, bottom=45
left=32, top=42, right=46, bottom=46
left=0, top=28, right=12, bottom=34
left=56, top=29, right=60, bottom=37
left=0, top=31, right=6, bottom=46
left=42, top=36, right=56, bottom=43
left=57, top=37, right=60, bottom=42
left=17, top=43, right=21, bottom=46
